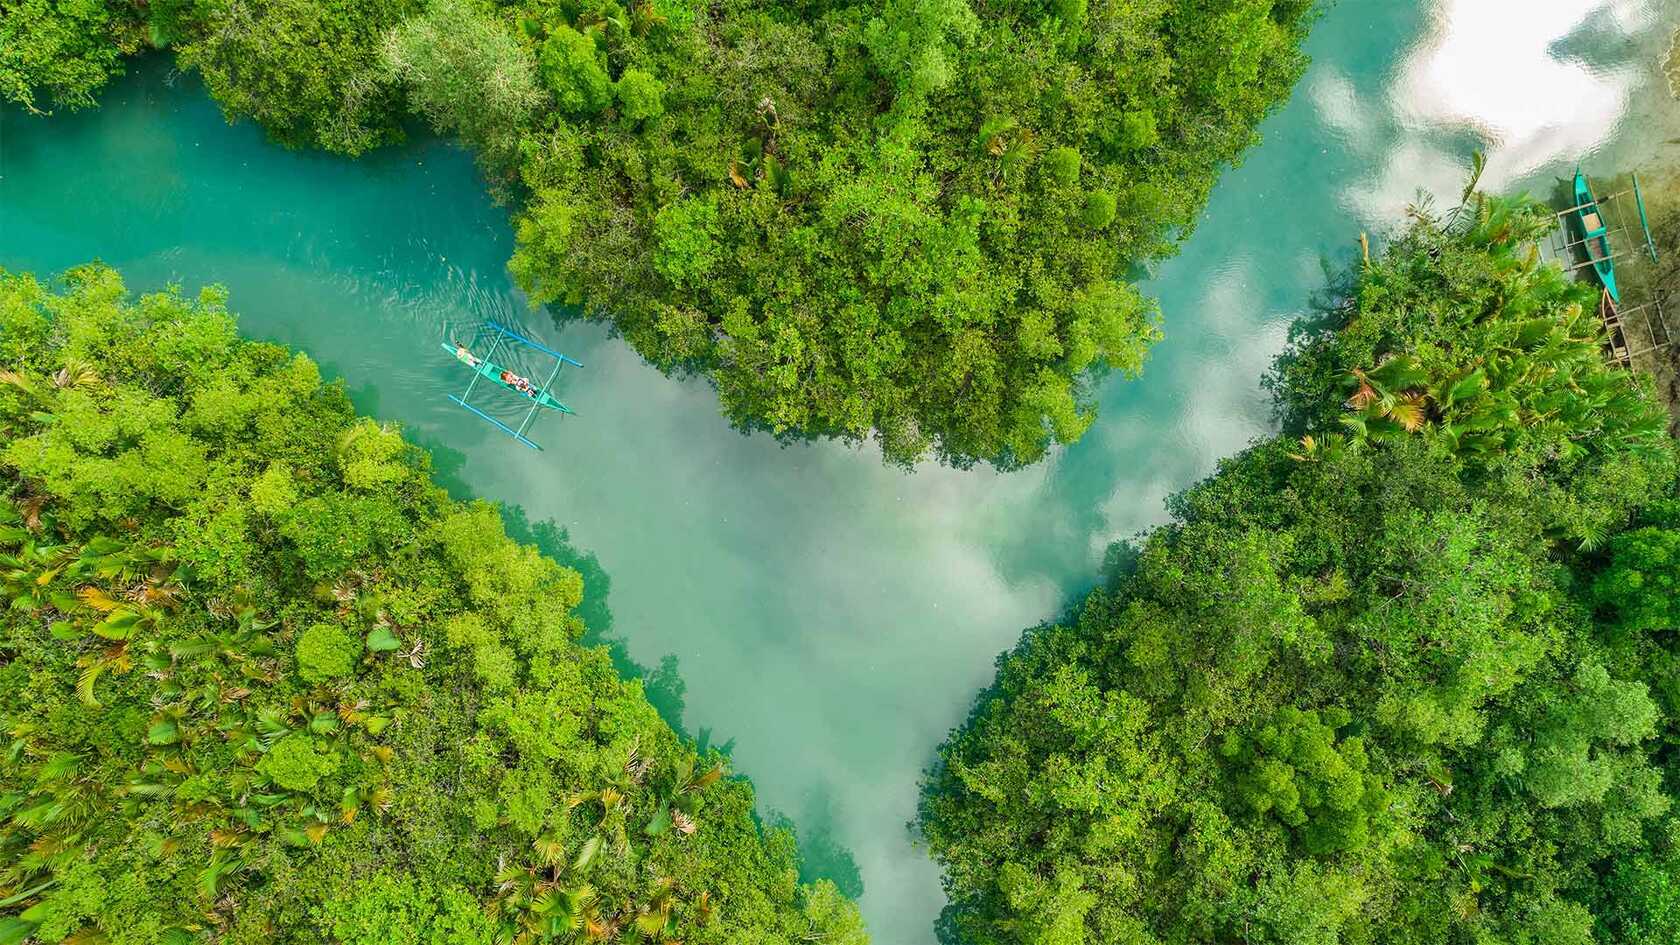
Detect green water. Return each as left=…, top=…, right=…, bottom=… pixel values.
left=3, top=3, right=1677, bottom=940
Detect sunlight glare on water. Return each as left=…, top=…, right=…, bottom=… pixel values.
left=1348, top=0, right=1680, bottom=223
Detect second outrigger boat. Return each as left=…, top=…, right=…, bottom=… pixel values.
left=1573, top=169, right=1620, bottom=304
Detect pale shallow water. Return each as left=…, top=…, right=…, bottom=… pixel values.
left=2, top=2, right=1677, bottom=940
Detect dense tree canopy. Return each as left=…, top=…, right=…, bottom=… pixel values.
left=0, top=0, right=139, bottom=113
left=498, top=0, right=1316, bottom=466
left=0, top=0, right=1316, bottom=466
left=167, top=0, right=420, bottom=155
left=0, top=265, right=865, bottom=944
left=917, top=193, right=1680, bottom=945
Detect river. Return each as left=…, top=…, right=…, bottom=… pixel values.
left=2, top=2, right=1676, bottom=941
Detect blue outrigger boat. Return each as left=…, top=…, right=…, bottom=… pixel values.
left=1573, top=169, right=1620, bottom=304
left=441, top=341, right=574, bottom=414
left=444, top=319, right=581, bottom=450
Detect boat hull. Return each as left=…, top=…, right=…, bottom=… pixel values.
left=1573, top=171, right=1620, bottom=304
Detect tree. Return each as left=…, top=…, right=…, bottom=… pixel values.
left=1594, top=525, right=1680, bottom=633
left=0, top=0, right=135, bottom=113
left=615, top=67, right=664, bottom=122
left=381, top=0, right=545, bottom=157
left=295, top=622, right=360, bottom=683
left=174, top=0, right=417, bottom=154
left=1224, top=706, right=1389, bottom=856
left=1598, top=853, right=1680, bottom=945
left=538, top=24, right=613, bottom=117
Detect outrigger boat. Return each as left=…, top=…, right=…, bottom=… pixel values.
left=1573, top=169, right=1620, bottom=304
left=443, top=319, right=581, bottom=450
left=441, top=341, right=574, bottom=414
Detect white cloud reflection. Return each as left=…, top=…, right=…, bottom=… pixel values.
left=1347, top=0, right=1662, bottom=223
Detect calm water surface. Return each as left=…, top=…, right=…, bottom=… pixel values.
left=3, top=2, right=1677, bottom=940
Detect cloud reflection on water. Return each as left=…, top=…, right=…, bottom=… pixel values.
left=1348, top=0, right=1668, bottom=224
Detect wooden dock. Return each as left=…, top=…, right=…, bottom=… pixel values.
left=1600, top=288, right=1632, bottom=367
left=1595, top=287, right=1675, bottom=368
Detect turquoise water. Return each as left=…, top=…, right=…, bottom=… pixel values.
left=3, top=3, right=1676, bottom=940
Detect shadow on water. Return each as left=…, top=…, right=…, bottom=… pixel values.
left=495, top=502, right=702, bottom=738
left=769, top=785, right=867, bottom=900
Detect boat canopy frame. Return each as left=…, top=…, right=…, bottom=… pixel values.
left=445, top=319, right=582, bottom=451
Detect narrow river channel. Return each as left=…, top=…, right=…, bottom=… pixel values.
left=2, top=1, right=1676, bottom=939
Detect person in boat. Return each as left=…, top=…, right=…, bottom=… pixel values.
left=452, top=341, right=480, bottom=367
left=498, top=370, right=537, bottom=396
